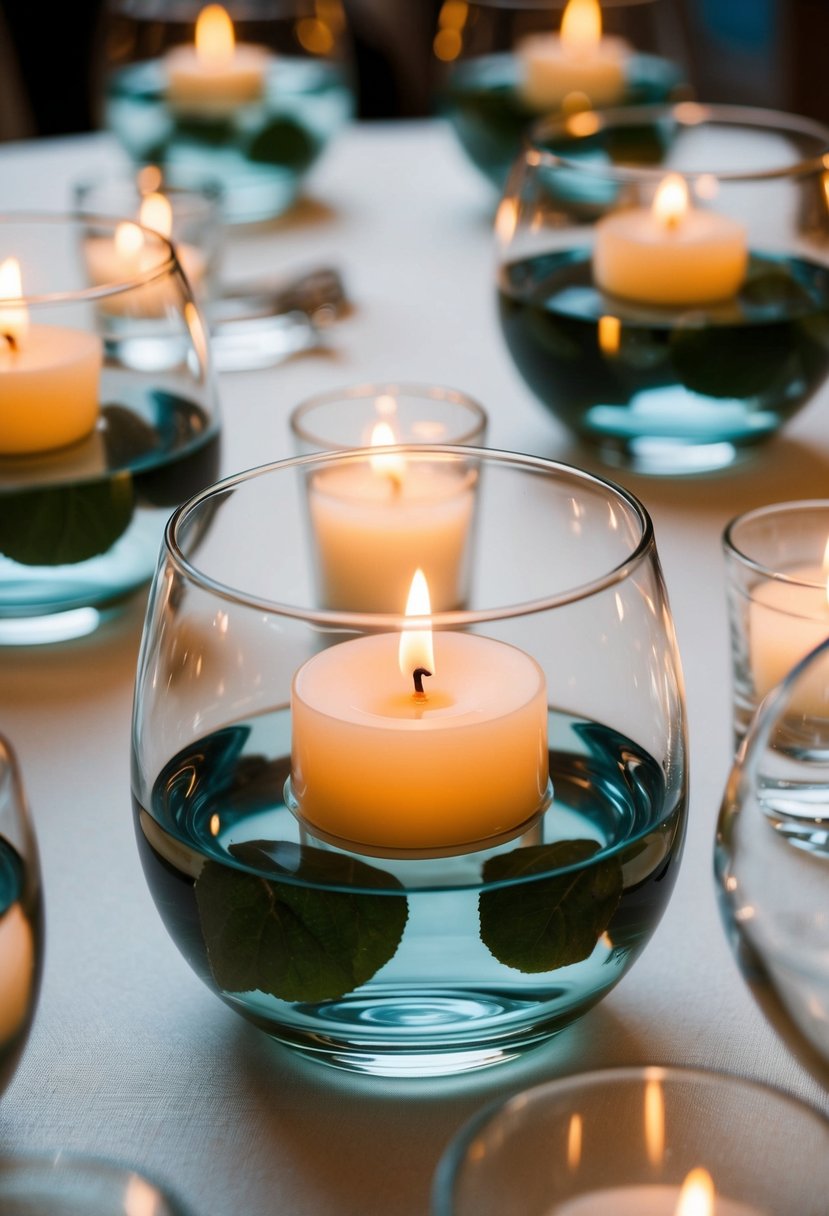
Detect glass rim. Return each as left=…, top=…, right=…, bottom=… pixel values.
left=0, top=211, right=181, bottom=304
left=0, top=1150, right=191, bottom=1215
left=163, top=446, right=655, bottom=627
left=461, top=0, right=662, bottom=9
left=289, top=381, right=489, bottom=449
left=723, top=499, right=829, bottom=588
left=526, top=102, right=829, bottom=184
left=431, top=1063, right=829, bottom=1215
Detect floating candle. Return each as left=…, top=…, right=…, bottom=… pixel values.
left=748, top=545, right=829, bottom=714
left=308, top=436, right=476, bottom=613
left=166, top=5, right=270, bottom=118
left=518, top=0, right=629, bottom=112
left=84, top=193, right=205, bottom=304
left=0, top=259, right=101, bottom=456
left=594, top=173, right=748, bottom=306
left=290, top=571, right=549, bottom=852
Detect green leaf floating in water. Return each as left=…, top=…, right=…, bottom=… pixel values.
left=195, top=840, right=408, bottom=1003
left=247, top=117, right=316, bottom=169
left=479, top=839, right=623, bottom=973
left=0, top=473, right=134, bottom=566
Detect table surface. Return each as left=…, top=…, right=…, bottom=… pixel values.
left=1, top=120, right=828, bottom=1216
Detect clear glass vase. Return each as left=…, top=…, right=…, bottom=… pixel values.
left=131, top=448, right=687, bottom=1077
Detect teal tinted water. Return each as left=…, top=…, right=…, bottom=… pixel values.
left=107, top=58, right=352, bottom=223
left=134, top=708, right=686, bottom=1076
left=0, top=837, right=41, bottom=1094
left=442, top=52, right=682, bottom=188
left=499, top=249, right=829, bottom=473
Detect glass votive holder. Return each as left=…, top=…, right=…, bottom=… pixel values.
left=436, top=0, right=688, bottom=191
left=0, top=1154, right=190, bottom=1215
left=496, top=103, right=829, bottom=475
left=73, top=171, right=224, bottom=304
left=723, top=501, right=829, bottom=746
left=432, top=1065, right=829, bottom=1214
left=102, top=0, right=354, bottom=224
left=131, top=449, right=687, bottom=1077
left=0, top=214, right=219, bottom=645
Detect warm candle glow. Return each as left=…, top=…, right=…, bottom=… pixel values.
left=0, top=258, right=29, bottom=347
left=398, top=568, right=435, bottom=687
left=369, top=419, right=406, bottom=488
left=195, top=4, right=236, bottom=63
left=139, top=192, right=173, bottom=238
left=561, top=0, right=602, bottom=53
left=115, top=221, right=145, bottom=264
left=675, top=1168, right=715, bottom=1216
left=653, top=174, right=689, bottom=231
left=644, top=1077, right=665, bottom=1166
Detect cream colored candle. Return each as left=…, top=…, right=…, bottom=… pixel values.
left=553, top=1184, right=761, bottom=1215
left=518, top=0, right=629, bottom=112
left=0, top=259, right=101, bottom=456
left=749, top=562, right=829, bottom=713
left=166, top=5, right=270, bottom=117
left=291, top=572, right=549, bottom=851
left=594, top=173, right=748, bottom=306
left=308, top=442, right=476, bottom=612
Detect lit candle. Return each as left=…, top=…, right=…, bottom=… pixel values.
left=308, top=426, right=476, bottom=612
left=290, top=571, right=549, bottom=852
left=83, top=194, right=205, bottom=310
left=518, top=0, right=629, bottom=112
left=0, top=258, right=101, bottom=456
left=749, top=542, right=829, bottom=714
left=554, top=1168, right=762, bottom=1215
left=594, top=173, right=748, bottom=306
left=0, top=901, right=35, bottom=1044
left=166, top=5, right=270, bottom=118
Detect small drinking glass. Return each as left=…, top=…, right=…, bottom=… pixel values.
left=436, top=0, right=688, bottom=190
left=496, top=103, right=829, bottom=474
left=432, top=1065, right=829, bottom=1214
left=0, top=737, right=43, bottom=1097
left=716, top=636, right=829, bottom=1086
left=723, top=501, right=829, bottom=746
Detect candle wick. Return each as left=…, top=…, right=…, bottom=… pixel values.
left=1, top=332, right=18, bottom=352
left=388, top=472, right=403, bottom=496
left=412, top=666, right=432, bottom=698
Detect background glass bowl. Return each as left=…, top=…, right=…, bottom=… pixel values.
left=0, top=737, right=42, bottom=1097
left=716, top=636, right=829, bottom=1088
left=103, top=0, right=354, bottom=224
left=0, top=214, right=219, bottom=645
left=436, top=0, right=688, bottom=190
left=496, top=103, right=829, bottom=475
left=432, top=1065, right=829, bottom=1214
left=0, top=1154, right=190, bottom=1216
left=131, top=448, right=687, bottom=1077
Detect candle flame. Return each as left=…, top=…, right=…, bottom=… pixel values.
left=139, top=191, right=173, bottom=238
left=0, top=257, right=28, bottom=346
left=822, top=537, right=829, bottom=608
left=115, top=221, right=145, bottom=263
left=674, top=1168, right=715, bottom=1216
left=399, top=569, right=435, bottom=687
left=566, top=1113, right=583, bottom=1170
left=137, top=164, right=163, bottom=195
left=653, top=174, right=689, bottom=231
left=561, top=0, right=602, bottom=53
left=369, top=419, right=406, bottom=488
left=196, top=4, right=235, bottom=64
left=644, top=1078, right=665, bottom=1166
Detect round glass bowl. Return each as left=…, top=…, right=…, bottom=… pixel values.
left=0, top=214, right=219, bottom=645
left=0, top=1154, right=189, bottom=1216
left=432, top=1065, right=829, bottom=1214
left=496, top=103, right=829, bottom=475
left=0, top=737, right=42, bottom=1097
left=131, top=448, right=687, bottom=1077
left=103, top=0, right=354, bottom=224
left=289, top=382, right=489, bottom=455
left=716, top=636, right=829, bottom=1086
left=436, top=0, right=687, bottom=190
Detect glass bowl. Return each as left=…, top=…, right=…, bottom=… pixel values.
left=103, top=0, right=354, bottom=224
left=131, top=448, right=687, bottom=1077
left=0, top=1154, right=190, bottom=1215
left=0, top=214, right=219, bottom=645
left=432, top=1065, right=829, bottom=1214
left=496, top=103, right=829, bottom=475
left=436, top=0, right=688, bottom=190
left=716, top=635, right=829, bottom=1087
left=0, top=737, right=42, bottom=1097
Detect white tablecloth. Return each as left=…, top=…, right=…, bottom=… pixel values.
left=0, top=121, right=827, bottom=1216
